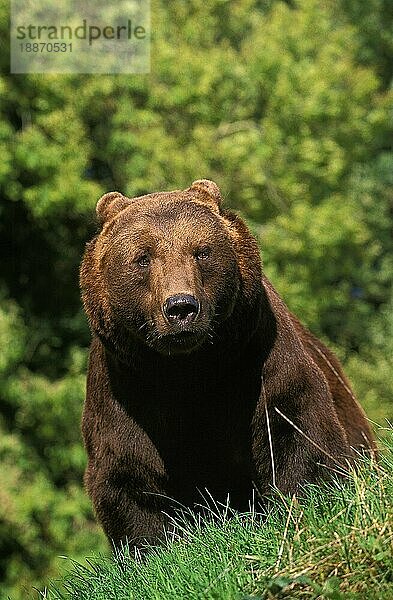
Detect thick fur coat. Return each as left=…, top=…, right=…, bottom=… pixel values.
left=80, top=179, right=375, bottom=548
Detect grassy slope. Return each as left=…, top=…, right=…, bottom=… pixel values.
left=43, top=431, right=393, bottom=600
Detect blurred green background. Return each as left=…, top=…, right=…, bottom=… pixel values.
left=0, top=0, right=392, bottom=597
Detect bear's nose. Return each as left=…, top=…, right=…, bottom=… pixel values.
left=163, top=294, right=200, bottom=325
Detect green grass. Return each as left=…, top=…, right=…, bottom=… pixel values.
left=42, top=429, right=393, bottom=600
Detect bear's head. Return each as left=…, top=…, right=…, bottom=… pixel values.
left=80, top=180, right=263, bottom=359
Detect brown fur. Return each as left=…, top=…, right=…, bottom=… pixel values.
left=80, top=179, right=376, bottom=548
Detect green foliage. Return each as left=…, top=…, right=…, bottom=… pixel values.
left=0, top=0, right=391, bottom=596
left=0, top=302, right=107, bottom=599
left=346, top=291, right=393, bottom=427
left=340, top=0, right=393, bottom=87
left=46, top=433, right=393, bottom=599
left=241, top=0, right=388, bottom=211
left=261, top=196, right=376, bottom=347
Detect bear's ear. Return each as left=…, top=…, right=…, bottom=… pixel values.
left=96, top=191, right=130, bottom=224
left=189, top=179, right=222, bottom=213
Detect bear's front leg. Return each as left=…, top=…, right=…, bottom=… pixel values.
left=252, top=358, right=351, bottom=496
left=84, top=460, right=170, bottom=549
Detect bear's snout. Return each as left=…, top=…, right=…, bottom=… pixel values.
left=163, top=294, right=200, bottom=326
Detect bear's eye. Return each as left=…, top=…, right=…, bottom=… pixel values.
left=136, top=253, right=151, bottom=268
left=195, top=247, right=211, bottom=261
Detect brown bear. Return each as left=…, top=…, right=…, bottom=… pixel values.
left=80, top=179, right=375, bottom=548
